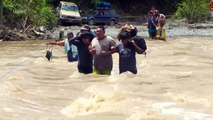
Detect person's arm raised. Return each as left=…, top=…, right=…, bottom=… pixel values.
left=48, top=39, right=64, bottom=46
left=131, top=40, right=145, bottom=54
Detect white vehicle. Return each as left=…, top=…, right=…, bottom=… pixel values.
left=57, top=1, right=82, bottom=25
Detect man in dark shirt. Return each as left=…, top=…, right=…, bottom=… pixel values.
left=116, top=31, right=144, bottom=74
left=69, top=30, right=95, bottom=74
left=116, top=24, right=147, bottom=74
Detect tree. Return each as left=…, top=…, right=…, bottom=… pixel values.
left=175, top=0, right=210, bottom=23
left=0, top=0, right=3, bottom=25
left=3, top=0, right=57, bottom=30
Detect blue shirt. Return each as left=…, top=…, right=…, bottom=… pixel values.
left=147, top=17, right=156, bottom=30
left=64, top=38, right=78, bottom=62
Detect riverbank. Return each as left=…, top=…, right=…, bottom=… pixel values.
left=53, top=19, right=213, bottom=41
left=1, top=19, right=213, bottom=41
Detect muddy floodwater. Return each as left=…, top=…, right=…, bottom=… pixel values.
left=0, top=34, right=213, bottom=120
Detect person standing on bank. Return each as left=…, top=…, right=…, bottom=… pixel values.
left=89, top=26, right=116, bottom=75
left=69, top=26, right=95, bottom=74
left=156, top=11, right=166, bottom=39
left=48, top=32, right=78, bottom=62
left=209, top=0, right=213, bottom=18
left=147, top=11, right=157, bottom=39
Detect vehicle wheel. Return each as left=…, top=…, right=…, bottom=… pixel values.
left=88, top=19, right=95, bottom=25
left=109, top=20, right=115, bottom=26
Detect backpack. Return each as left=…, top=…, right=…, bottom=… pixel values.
left=132, top=36, right=147, bottom=51
left=45, top=44, right=53, bottom=61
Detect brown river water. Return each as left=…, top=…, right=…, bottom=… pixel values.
left=0, top=36, right=213, bottom=120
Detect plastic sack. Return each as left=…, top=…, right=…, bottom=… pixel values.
left=46, top=44, right=53, bottom=61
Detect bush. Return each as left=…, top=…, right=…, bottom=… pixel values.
left=31, top=6, right=57, bottom=29
left=175, top=0, right=210, bottom=23
left=3, top=0, right=57, bottom=29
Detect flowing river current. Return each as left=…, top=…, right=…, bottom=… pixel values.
left=0, top=36, right=213, bottom=120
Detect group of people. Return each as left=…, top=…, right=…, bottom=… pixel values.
left=48, top=24, right=147, bottom=75
left=147, top=7, right=166, bottom=40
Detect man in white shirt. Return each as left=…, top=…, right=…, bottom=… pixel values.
left=89, top=26, right=116, bottom=75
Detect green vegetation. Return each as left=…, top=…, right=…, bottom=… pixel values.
left=3, top=0, right=57, bottom=30
left=1, top=0, right=212, bottom=29
left=0, top=0, right=3, bottom=25
left=175, top=0, right=210, bottom=23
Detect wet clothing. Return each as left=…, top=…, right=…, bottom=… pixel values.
left=93, top=69, right=111, bottom=75
left=64, top=38, right=78, bottom=62
left=67, top=50, right=78, bottom=62
left=147, top=17, right=156, bottom=38
left=117, top=42, right=137, bottom=74
left=157, top=14, right=166, bottom=28
left=91, top=36, right=116, bottom=75
left=69, top=32, right=95, bottom=74
left=78, top=66, right=93, bottom=74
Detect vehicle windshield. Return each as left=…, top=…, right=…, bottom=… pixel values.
left=61, top=5, right=79, bottom=12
